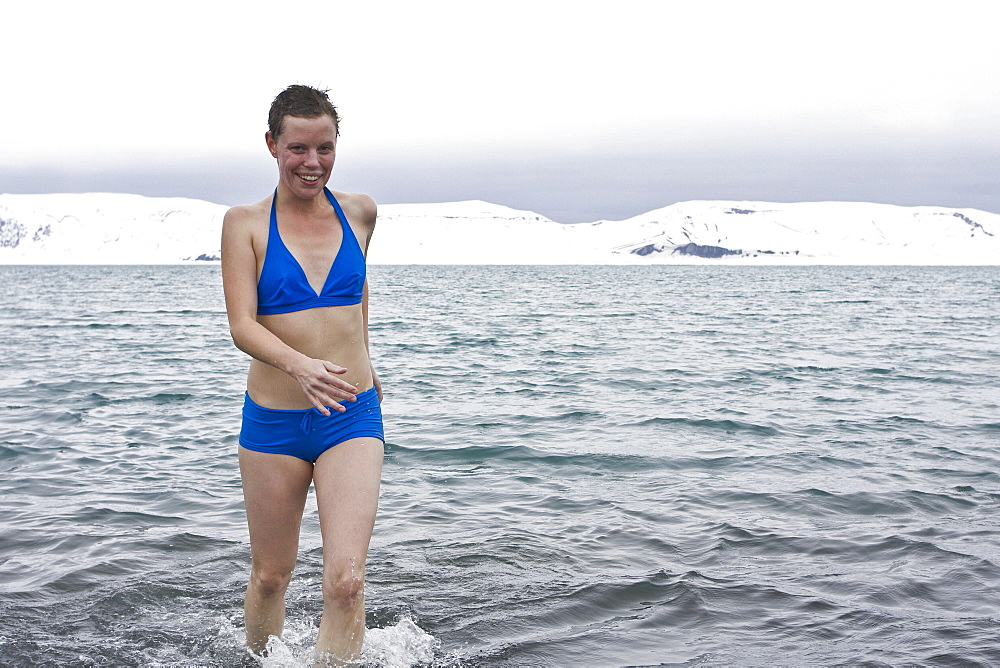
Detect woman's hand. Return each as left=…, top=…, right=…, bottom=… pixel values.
left=290, top=356, right=358, bottom=415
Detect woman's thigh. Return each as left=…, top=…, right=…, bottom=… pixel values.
left=239, top=446, right=315, bottom=570
left=313, top=437, right=384, bottom=567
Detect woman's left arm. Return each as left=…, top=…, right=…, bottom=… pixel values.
left=362, top=279, right=382, bottom=402
left=355, top=193, right=381, bottom=402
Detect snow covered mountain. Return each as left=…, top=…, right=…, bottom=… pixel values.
left=0, top=192, right=997, bottom=265
left=0, top=193, right=225, bottom=264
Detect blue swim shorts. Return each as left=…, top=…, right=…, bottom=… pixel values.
left=239, top=387, right=384, bottom=463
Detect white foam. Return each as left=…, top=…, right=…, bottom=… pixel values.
left=361, top=617, right=438, bottom=667
left=245, top=617, right=437, bottom=667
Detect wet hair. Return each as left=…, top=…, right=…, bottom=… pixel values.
left=268, top=84, right=341, bottom=139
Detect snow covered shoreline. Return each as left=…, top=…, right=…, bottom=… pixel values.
left=1, top=192, right=997, bottom=265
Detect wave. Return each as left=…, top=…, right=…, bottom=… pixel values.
left=634, top=416, right=783, bottom=437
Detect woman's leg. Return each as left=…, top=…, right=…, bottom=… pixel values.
left=311, top=437, right=384, bottom=663
left=238, top=446, right=315, bottom=653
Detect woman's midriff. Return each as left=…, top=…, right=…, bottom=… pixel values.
left=247, top=304, right=373, bottom=409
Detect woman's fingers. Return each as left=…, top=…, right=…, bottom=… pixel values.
left=300, top=361, right=360, bottom=414
left=323, top=361, right=348, bottom=375
left=293, top=358, right=366, bottom=415
left=323, top=373, right=358, bottom=400
left=320, top=362, right=358, bottom=397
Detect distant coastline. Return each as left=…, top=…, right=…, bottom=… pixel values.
left=1, top=193, right=998, bottom=265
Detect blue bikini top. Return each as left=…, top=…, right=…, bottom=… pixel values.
left=256, top=187, right=366, bottom=315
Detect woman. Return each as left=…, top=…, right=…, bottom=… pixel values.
left=221, top=84, right=383, bottom=664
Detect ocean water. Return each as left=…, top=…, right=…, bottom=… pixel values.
left=1, top=264, right=999, bottom=667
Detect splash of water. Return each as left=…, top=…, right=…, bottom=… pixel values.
left=249, top=617, right=437, bottom=667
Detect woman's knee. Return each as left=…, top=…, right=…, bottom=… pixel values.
left=322, top=565, right=365, bottom=608
left=250, top=564, right=294, bottom=599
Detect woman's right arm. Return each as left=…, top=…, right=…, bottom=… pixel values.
left=221, top=206, right=357, bottom=414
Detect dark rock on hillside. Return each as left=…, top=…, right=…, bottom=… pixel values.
left=672, top=242, right=742, bottom=258
left=1, top=217, right=26, bottom=249
left=953, top=212, right=994, bottom=236
left=631, top=244, right=662, bottom=257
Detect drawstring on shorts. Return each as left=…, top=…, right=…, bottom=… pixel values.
left=300, top=409, right=319, bottom=434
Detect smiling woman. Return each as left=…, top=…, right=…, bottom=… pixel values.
left=220, top=84, right=384, bottom=665
left=268, top=115, right=339, bottom=201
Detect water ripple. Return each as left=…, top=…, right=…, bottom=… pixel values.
left=1, top=264, right=999, bottom=665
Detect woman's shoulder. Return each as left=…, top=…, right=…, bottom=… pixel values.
left=330, top=190, right=377, bottom=229
left=223, top=197, right=272, bottom=230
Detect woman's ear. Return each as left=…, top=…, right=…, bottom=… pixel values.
left=265, top=131, right=278, bottom=159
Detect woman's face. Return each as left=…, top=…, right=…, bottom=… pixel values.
left=266, top=114, right=338, bottom=198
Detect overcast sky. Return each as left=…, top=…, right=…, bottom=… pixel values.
left=3, top=1, right=998, bottom=222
